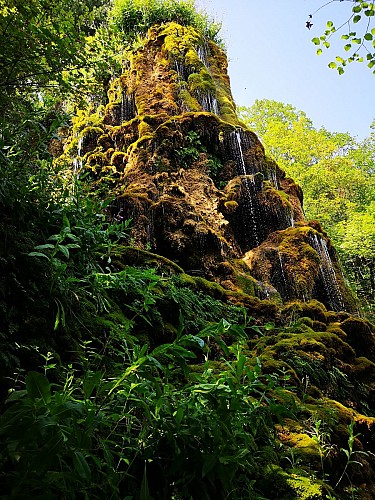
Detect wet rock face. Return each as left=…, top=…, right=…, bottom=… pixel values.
left=63, top=21, right=354, bottom=311
left=243, top=222, right=356, bottom=312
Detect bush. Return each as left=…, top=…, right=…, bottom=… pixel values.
left=110, top=0, right=223, bottom=44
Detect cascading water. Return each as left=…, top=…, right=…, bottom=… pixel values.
left=198, top=91, right=219, bottom=115
left=197, top=43, right=210, bottom=68
left=73, top=136, right=83, bottom=173
left=120, top=92, right=137, bottom=123
left=233, top=130, right=260, bottom=248
left=277, top=250, right=290, bottom=297
left=174, top=44, right=220, bottom=116
left=175, top=60, right=192, bottom=82
left=309, top=234, right=345, bottom=311
left=220, top=129, right=296, bottom=250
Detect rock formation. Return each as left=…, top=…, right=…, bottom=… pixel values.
left=61, top=21, right=355, bottom=313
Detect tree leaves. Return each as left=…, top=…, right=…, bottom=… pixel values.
left=308, top=1, right=375, bottom=74
left=25, top=371, right=51, bottom=404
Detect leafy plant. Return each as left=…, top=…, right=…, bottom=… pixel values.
left=334, top=421, right=369, bottom=490
left=175, top=130, right=204, bottom=167
left=0, top=318, right=291, bottom=499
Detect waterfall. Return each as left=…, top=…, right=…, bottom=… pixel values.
left=198, top=91, right=219, bottom=115
left=221, top=129, right=282, bottom=187
left=221, top=129, right=258, bottom=177
left=277, top=250, right=290, bottom=297
left=175, top=45, right=220, bottom=116
left=269, top=168, right=280, bottom=190
left=309, top=234, right=345, bottom=311
left=234, top=130, right=260, bottom=247
left=175, top=60, right=192, bottom=82
left=73, top=136, right=83, bottom=173
left=197, top=43, right=210, bottom=68
left=146, top=208, right=155, bottom=250
left=120, top=92, right=137, bottom=123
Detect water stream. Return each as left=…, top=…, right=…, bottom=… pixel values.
left=73, top=136, right=83, bottom=174
left=234, top=130, right=260, bottom=247
left=120, top=92, right=137, bottom=123
left=277, top=250, right=289, bottom=296
left=309, top=234, right=345, bottom=311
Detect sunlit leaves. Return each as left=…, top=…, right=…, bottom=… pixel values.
left=308, top=1, right=375, bottom=74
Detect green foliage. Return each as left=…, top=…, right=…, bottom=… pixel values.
left=110, top=0, right=222, bottom=45
left=334, top=421, right=369, bottom=490
left=309, top=1, right=375, bottom=74
left=0, top=0, right=109, bottom=113
left=0, top=320, right=290, bottom=499
left=174, top=131, right=224, bottom=185
left=175, top=130, right=202, bottom=166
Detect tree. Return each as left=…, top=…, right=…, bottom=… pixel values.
left=0, top=0, right=109, bottom=115
left=337, top=205, right=375, bottom=306
left=308, top=0, right=375, bottom=74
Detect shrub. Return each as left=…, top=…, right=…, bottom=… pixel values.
left=110, top=0, right=223, bottom=45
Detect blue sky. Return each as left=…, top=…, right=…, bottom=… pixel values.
left=195, top=0, right=374, bottom=140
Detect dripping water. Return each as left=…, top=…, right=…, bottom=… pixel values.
left=234, top=130, right=260, bottom=247
left=146, top=209, right=155, bottom=250
left=198, top=91, right=219, bottom=115
left=309, top=234, right=345, bottom=311
left=120, top=92, right=137, bottom=123
left=277, top=250, right=289, bottom=297
left=197, top=43, right=210, bottom=68
left=73, top=136, right=83, bottom=174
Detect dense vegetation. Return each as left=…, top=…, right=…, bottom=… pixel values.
left=1, top=1, right=375, bottom=499
left=110, top=0, right=222, bottom=45
left=239, top=100, right=375, bottom=318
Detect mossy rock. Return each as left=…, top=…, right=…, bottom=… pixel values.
left=340, top=317, right=375, bottom=360
left=111, top=246, right=184, bottom=274
left=257, top=464, right=324, bottom=499
left=281, top=300, right=328, bottom=324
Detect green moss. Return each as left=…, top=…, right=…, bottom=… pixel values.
left=223, top=200, right=238, bottom=213
left=111, top=246, right=184, bottom=273
left=184, top=47, right=201, bottom=67
left=286, top=474, right=324, bottom=499
left=86, top=151, right=107, bottom=169
left=258, top=465, right=295, bottom=498
left=282, top=300, right=328, bottom=324
left=110, top=151, right=127, bottom=167
left=161, top=22, right=202, bottom=60
left=263, top=183, right=293, bottom=210
left=188, top=68, right=216, bottom=94
left=181, top=274, right=227, bottom=300
left=178, top=89, right=201, bottom=111
left=340, top=317, right=375, bottom=359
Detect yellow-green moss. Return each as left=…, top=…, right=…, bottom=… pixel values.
left=178, top=89, right=201, bottom=111
left=223, top=200, right=238, bottom=213
left=188, top=68, right=216, bottom=94
left=111, top=246, right=184, bottom=274
left=110, top=151, right=127, bottom=167
left=161, top=22, right=202, bottom=60
left=282, top=300, right=328, bottom=324
left=286, top=474, right=324, bottom=499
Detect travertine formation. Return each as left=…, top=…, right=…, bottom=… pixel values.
left=61, top=22, right=355, bottom=312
